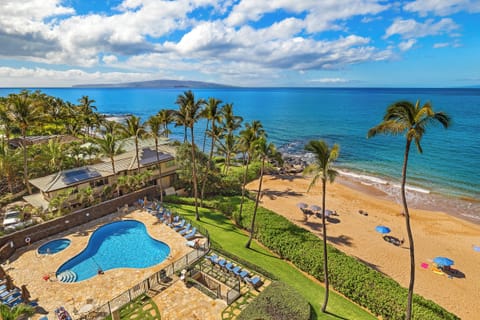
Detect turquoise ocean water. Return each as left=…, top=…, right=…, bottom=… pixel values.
left=2, top=87, right=479, bottom=219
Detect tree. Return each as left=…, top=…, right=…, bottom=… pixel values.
left=0, top=139, right=20, bottom=193
left=304, top=139, right=339, bottom=313
left=77, top=95, right=97, bottom=138
left=175, top=91, right=205, bottom=220
left=147, top=114, right=165, bottom=203
left=157, top=109, right=175, bottom=138
left=367, top=100, right=450, bottom=320
left=200, top=97, right=223, bottom=205
left=219, top=103, right=243, bottom=173
left=7, top=91, right=43, bottom=194
left=121, top=115, right=146, bottom=172
left=0, top=303, right=35, bottom=320
left=238, top=120, right=265, bottom=222
left=245, top=137, right=279, bottom=248
left=95, top=133, right=123, bottom=175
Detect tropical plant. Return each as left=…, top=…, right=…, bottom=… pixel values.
left=147, top=114, right=165, bottom=202
left=219, top=103, right=243, bottom=173
left=200, top=97, right=223, bottom=205
left=238, top=120, right=265, bottom=222
left=0, top=303, right=35, bottom=320
left=44, top=137, right=64, bottom=172
left=245, top=137, right=279, bottom=248
left=175, top=91, right=205, bottom=220
left=0, top=139, right=20, bottom=193
left=304, top=139, right=339, bottom=313
left=95, top=133, right=124, bottom=175
left=7, top=91, right=43, bottom=194
left=121, top=115, right=146, bottom=172
left=157, top=109, right=175, bottom=138
left=367, top=100, right=450, bottom=319
left=77, top=95, right=97, bottom=138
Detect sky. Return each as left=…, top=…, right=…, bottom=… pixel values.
left=0, top=0, right=479, bottom=88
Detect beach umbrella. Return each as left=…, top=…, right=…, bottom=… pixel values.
left=433, top=256, right=454, bottom=267
left=310, top=205, right=322, bottom=212
left=375, top=225, right=391, bottom=234
left=296, top=202, right=308, bottom=209
left=325, top=209, right=334, bottom=217
left=473, top=245, right=480, bottom=252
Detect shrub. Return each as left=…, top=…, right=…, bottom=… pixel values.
left=237, top=281, right=311, bottom=320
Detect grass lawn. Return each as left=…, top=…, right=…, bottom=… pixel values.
left=169, top=203, right=375, bottom=320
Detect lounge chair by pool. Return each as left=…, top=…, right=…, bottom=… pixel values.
left=217, top=259, right=227, bottom=268
left=245, top=276, right=263, bottom=288
left=225, top=263, right=236, bottom=273
left=178, top=224, right=191, bottom=235
left=184, top=227, right=197, bottom=240
left=231, top=266, right=241, bottom=274
left=207, top=254, right=219, bottom=264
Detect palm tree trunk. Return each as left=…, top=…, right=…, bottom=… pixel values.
left=321, top=177, right=329, bottom=312
left=239, top=152, right=249, bottom=222
left=402, top=139, right=415, bottom=320
left=202, top=120, right=210, bottom=153
left=184, top=126, right=187, bottom=143
left=155, top=137, right=164, bottom=203
left=190, top=127, right=200, bottom=220
left=200, top=127, right=216, bottom=206
left=135, top=137, right=140, bottom=172
left=246, top=158, right=264, bottom=248
left=21, top=131, right=32, bottom=194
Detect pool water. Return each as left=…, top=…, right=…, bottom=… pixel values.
left=38, top=238, right=71, bottom=254
left=56, top=220, right=170, bottom=282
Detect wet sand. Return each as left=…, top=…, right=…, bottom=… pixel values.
left=247, top=174, right=480, bottom=320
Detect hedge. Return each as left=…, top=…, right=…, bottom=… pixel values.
left=230, top=198, right=458, bottom=320
left=237, top=281, right=311, bottom=320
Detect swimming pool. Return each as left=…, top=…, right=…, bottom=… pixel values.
left=56, top=220, right=170, bottom=282
left=38, top=238, right=71, bottom=255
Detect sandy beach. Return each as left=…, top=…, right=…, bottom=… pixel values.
left=247, top=174, right=480, bottom=320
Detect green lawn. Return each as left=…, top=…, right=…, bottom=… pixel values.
left=169, top=203, right=375, bottom=320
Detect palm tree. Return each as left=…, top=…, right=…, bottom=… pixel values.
left=238, top=121, right=265, bottom=221
left=157, top=109, right=175, bottom=137
left=0, top=139, right=20, bottom=193
left=174, top=104, right=189, bottom=142
left=96, top=133, right=123, bottom=175
left=7, top=91, right=42, bottom=194
left=304, top=139, right=339, bottom=313
left=367, top=100, right=450, bottom=319
left=121, top=115, right=146, bottom=172
left=200, top=98, right=223, bottom=204
left=245, top=137, right=279, bottom=248
left=147, top=114, right=165, bottom=203
left=44, top=137, right=64, bottom=172
left=175, top=91, right=205, bottom=220
left=0, top=303, right=35, bottom=320
left=77, top=96, right=97, bottom=138
left=220, top=103, right=243, bottom=173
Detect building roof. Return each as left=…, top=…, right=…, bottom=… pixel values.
left=29, top=139, right=176, bottom=193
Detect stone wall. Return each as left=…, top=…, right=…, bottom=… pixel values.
left=0, top=186, right=160, bottom=262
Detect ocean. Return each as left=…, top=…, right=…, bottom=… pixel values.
left=1, top=87, right=479, bottom=219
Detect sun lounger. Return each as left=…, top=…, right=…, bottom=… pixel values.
left=185, top=239, right=200, bottom=249
left=245, top=276, right=263, bottom=288
left=238, top=270, right=249, bottom=279
left=206, top=254, right=219, bottom=264
left=231, top=266, right=241, bottom=275
left=217, top=259, right=227, bottom=268
left=178, top=224, right=192, bottom=235
left=184, top=227, right=197, bottom=240
left=172, top=219, right=186, bottom=231
left=225, top=262, right=236, bottom=273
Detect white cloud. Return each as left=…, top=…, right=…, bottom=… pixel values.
left=398, top=39, right=416, bottom=51
left=0, top=66, right=156, bottom=87
left=433, top=42, right=450, bottom=48
left=384, top=18, right=459, bottom=39
left=309, top=78, right=350, bottom=83
left=404, top=0, right=480, bottom=17
left=102, top=55, right=118, bottom=64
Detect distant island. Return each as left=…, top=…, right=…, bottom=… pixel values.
left=73, top=79, right=235, bottom=88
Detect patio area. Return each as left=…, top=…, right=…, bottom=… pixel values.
left=3, top=207, right=196, bottom=319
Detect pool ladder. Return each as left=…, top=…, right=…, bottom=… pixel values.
left=57, top=270, right=77, bottom=283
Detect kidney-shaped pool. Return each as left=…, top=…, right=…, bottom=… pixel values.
left=56, top=220, right=170, bottom=282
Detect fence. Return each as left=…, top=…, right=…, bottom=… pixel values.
left=82, top=235, right=210, bottom=319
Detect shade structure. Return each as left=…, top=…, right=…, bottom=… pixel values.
left=375, top=225, right=391, bottom=234
left=310, top=205, right=322, bottom=212
left=296, top=202, right=308, bottom=209
left=433, top=256, right=454, bottom=267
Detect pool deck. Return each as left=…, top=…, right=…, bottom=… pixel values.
left=5, top=208, right=198, bottom=319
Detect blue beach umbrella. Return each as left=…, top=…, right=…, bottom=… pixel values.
left=297, top=202, right=308, bottom=209
left=375, top=225, right=391, bottom=234
left=473, top=245, right=480, bottom=252
left=433, top=256, right=454, bottom=267
left=310, top=205, right=322, bottom=212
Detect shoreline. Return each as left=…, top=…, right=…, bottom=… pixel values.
left=247, top=173, right=480, bottom=320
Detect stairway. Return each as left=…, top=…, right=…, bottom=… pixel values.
left=57, top=270, right=77, bottom=283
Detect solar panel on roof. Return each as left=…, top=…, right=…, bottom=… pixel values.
left=63, top=168, right=101, bottom=185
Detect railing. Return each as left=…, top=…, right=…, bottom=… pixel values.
left=82, top=237, right=210, bottom=320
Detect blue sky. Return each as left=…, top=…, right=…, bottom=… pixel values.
left=0, top=0, right=479, bottom=87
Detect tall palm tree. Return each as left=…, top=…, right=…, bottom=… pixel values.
left=367, top=100, right=450, bottom=319
left=304, top=139, right=339, bottom=313
left=219, top=103, right=243, bottom=173
left=7, top=92, right=42, bottom=194
left=245, top=137, right=279, bottom=248
left=157, top=109, right=175, bottom=137
left=174, top=104, right=189, bottom=142
left=200, top=97, right=223, bottom=204
left=78, top=96, right=97, bottom=138
left=96, top=133, right=123, bottom=175
left=0, top=99, right=13, bottom=144
left=175, top=91, right=205, bottom=220
left=238, top=120, right=265, bottom=221
left=121, top=115, right=146, bottom=172
left=147, top=114, right=165, bottom=203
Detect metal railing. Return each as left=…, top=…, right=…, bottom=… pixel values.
left=81, top=238, right=210, bottom=320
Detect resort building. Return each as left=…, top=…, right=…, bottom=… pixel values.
left=25, top=138, right=177, bottom=209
